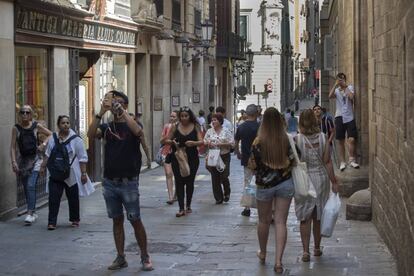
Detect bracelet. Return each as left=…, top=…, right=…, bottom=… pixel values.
left=95, top=114, right=102, bottom=120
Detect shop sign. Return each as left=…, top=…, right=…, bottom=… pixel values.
left=15, top=6, right=137, bottom=48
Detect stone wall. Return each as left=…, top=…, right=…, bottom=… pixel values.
left=369, top=0, right=414, bottom=275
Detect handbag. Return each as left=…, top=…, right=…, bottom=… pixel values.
left=321, top=192, right=341, bottom=237
left=240, top=184, right=257, bottom=209
left=174, top=147, right=191, bottom=177
left=287, top=134, right=317, bottom=200
left=207, top=149, right=221, bottom=167
left=155, top=146, right=166, bottom=166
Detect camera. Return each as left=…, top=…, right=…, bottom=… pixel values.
left=111, top=100, right=124, bottom=116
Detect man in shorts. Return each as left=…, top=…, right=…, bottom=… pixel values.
left=329, top=73, right=360, bottom=171
left=88, top=91, right=153, bottom=271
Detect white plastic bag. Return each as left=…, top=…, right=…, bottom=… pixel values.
left=321, top=193, right=341, bottom=237
left=207, top=149, right=221, bottom=167
left=240, top=184, right=257, bottom=209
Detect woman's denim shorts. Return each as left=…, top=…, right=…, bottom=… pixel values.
left=256, top=177, right=294, bottom=202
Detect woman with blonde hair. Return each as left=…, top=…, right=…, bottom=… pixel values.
left=295, top=109, right=338, bottom=262
left=249, top=107, right=296, bottom=273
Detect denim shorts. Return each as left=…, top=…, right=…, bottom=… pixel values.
left=256, top=177, right=294, bottom=202
left=102, top=178, right=141, bottom=221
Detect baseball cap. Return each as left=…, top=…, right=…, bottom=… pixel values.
left=245, top=104, right=258, bottom=116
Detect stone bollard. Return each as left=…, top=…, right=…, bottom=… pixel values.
left=336, top=166, right=369, bottom=197
left=346, top=188, right=372, bottom=221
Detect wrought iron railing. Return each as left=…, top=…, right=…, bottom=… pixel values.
left=216, top=31, right=246, bottom=60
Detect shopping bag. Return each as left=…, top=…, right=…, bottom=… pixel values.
left=155, top=146, right=166, bottom=166
left=207, top=149, right=221, bottom=167
left=174, top=147, right=191, bottom=177
left=240, top=184, right=257, bottom=209
left=287, top=134, right=317, bottom=200
left=321, top=193, right=341, bottom=237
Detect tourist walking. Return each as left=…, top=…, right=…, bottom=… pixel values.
left=234, top=104, right=259, bottom=217
left=10, top=105, right=52, bottom=225
left=160, top=111, right=179, bottom=204
left=329, top=72, right=359, bottom=170
left=164, top=106, right=203, bottom=217
left=215, top=106, right=233, bottom=133
left=295, top=109, right=339, bottom=263
left=248, top=107, right=296, bottom=273
left=197, top=110, right=207, bottom=156
left=87, top=91, right=153, bottom=271
left=204, top=113, right=234, bottom=204
left=40, top=115, right=90, bottom=230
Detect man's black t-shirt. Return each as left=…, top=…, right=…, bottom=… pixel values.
left=235, top=120, right=260, bottom=166
left=99, top=122, right=142, bottom=178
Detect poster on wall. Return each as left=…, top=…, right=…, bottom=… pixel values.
left=172, top=96, right=180, bottom=107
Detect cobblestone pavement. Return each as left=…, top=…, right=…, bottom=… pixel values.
left=0, top=156, right=396, bottom=276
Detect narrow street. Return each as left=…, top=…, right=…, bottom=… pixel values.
left=0, top=157, right=396, bottom=276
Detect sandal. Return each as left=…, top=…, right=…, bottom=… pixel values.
left=166, top=200, right=174, bottom=205
left=274, top=264, right=283, bottom=274
left=302, top=252, right=310, bottom=262
left=176, top=210, right=185, bottom=217
left=47, top=224, right=56, bottom=231
left=256, top=250, right=266, bottom=264
left=314, top=248, right=323, bottom=256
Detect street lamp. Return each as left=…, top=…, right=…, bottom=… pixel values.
left=246, top=48, right=254, bottom=67
left=182, top=20, right=214, bottom=66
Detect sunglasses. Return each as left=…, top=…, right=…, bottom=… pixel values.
left=181, top=106, right=190, bottom=112
left=19, top=111, right=31, bottom=115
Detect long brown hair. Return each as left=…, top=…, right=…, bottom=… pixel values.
left=257, top=107, right=290, bottom=169
left=299, top=109, right=320, bottom=135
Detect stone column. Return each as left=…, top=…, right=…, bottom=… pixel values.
left=0, top=0, right=17, bottom=218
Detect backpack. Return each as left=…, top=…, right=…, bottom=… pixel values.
left=47, top=133, right=79, bottom=181
left=15, top=122, right=38, bottom=156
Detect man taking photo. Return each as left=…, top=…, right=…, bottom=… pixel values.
left=88, top=90, right=153, bottom=271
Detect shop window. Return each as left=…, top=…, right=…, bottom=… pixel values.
left=15, top=46, right=49, bottom=123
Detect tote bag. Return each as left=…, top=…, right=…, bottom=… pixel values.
left=207, top=149, right=221, bottom=167
left=175, top=147, right=191, bottom=177
left=321, top=193, right=341, bottom=237
left=287, top=134, right=317, bottom=200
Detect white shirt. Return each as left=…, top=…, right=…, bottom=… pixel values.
left=45, top=129, right=88, bottom=187
left=204, top=127, right=235, bottom=155
left=197, top=116, right=206, bottom=132
left=223, top=118, right=233, bottom=133
left=334, top=85, right=355, bottom=123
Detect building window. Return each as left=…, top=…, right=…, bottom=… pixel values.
left=172, top=0, right=181, bottom=31
left=114, top=0, right=131, bottom=17
left=240, top=15, right=248, bottom=40
left=195, top=8, right=202, bottom=37
left=113, top=54, right=128, bottom=93
left=154, top=0, right=164, bottom=17
left=15, top=46, right=49, bottom=123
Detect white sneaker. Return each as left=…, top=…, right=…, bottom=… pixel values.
left=24, top=215, right=33, bottom=225
left=349, top=161, right=360, bottom=169
left=340, top=162, right=347, bottom=171
left=31, top=213, right=38, bottom=223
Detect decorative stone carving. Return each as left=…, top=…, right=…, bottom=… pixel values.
left=131, top=0, right=158, bottom=22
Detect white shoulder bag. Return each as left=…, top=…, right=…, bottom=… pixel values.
left=287, top=134, right=317, bottom=200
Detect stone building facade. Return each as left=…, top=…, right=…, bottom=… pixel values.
left=0, top=0, right=244, bottom=219
left=321, top=0, right=414, bottom=275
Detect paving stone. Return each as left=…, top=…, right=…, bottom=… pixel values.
left=0, top=155, right=397, bottom=275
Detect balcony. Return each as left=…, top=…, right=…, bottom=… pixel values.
left=216, top=31, right=246, bottom=60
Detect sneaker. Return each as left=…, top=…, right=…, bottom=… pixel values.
left=31, top=213, right=38, bottom=223
left=340, top=162, right=347, bottom=171
left=108, top=254, right=128, bottom=270
left=24, top=215, right=33, bottom=225
left=349, top=160, right=360, bottom=169
left=141, top=256, right=154, bottom=271
left=241, top=208, right=251, bottom=217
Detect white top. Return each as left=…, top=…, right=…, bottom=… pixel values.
left=197, top=116, right=206, bottom=132
left=45, top=129, right=89, bottom=187
left=334, top=85, right=355, bottom=123
left=204, top=127, right=235, bottom=155
left=223, top=118, right=233, bottom=133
